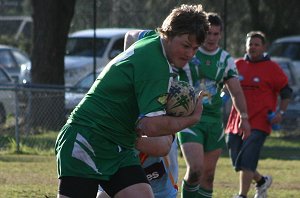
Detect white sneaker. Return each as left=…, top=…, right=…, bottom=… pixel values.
left=254, top=175, right=273, bottom=198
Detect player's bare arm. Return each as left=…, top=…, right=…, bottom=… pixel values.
left=124, top=30, right=144, bottom=50
left=226, top=77, right=251, bottom=139
left=135, top=135, right=173, bottom=156
left=136, top=92, right=204, bottom=137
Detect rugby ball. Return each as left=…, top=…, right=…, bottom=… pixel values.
left=166, top=80, right=197, bottom=117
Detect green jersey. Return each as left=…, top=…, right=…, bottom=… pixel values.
left=179, top=47, right=238, bottom=122
left=55, top=32, right=176, bottom=181
left=67, top=33, right=174, bottom=148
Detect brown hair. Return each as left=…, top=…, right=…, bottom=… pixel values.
left=207, top=12, right=223, bottom=31
left=246, top=31, right=266, bottom=44
left=157, top=4, right=209, bottom=45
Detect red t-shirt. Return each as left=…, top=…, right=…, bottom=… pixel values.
left=225, top=58, right=288, bottom=134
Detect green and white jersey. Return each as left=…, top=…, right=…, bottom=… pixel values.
left=179, top=47, right=238, bottom=122
left=67, top=33, right=174, bottom=148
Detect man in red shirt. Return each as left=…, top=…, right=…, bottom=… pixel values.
left=225, top=31, right=292, bottom=198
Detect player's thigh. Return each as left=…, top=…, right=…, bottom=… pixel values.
left=203, top=148, right=222, bottom=173
left=100, top=165, right=150, bottom=197
left=180, top=142, right=204, bottom=169
left=57, top=176, right=99, bottom=198
left=114, top=183, right=154, bottom=198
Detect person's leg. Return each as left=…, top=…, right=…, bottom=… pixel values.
left=239, top=169, right=254, bottom=196
left=227, top=133, right=247, bottom=197
left=100, top=165, right=154, bottom=198
left=198, top=122, right=225, bottom=198
left=57, top=176, right=99, bottom=198
left=180, top=142, right=204, bottom=198
left=198, top=148, right=222, bottom=198
left=253, top=170, right=262, bottom=182
left=232, top=130, right=268, bottom=197
left=115, top=183, right=154, bottom=198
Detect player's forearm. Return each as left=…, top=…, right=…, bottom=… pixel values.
left=226, top=78, right=248, bottom=117
left=135, top=135, right=173, bottom=156
left=136, top=97, right=203, bottom=137
left=232, top=91, right=248, bottom=117
left=136, top=115, right=199, bottom=137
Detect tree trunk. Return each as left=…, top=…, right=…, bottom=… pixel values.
left=30, top=0, right=75, bottom=131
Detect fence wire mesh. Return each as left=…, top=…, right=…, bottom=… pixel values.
left=0, top=84, right=299, bottom=153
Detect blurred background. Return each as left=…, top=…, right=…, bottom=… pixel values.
left=0, top=0, right=299, bottom=152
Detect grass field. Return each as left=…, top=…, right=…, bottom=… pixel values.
left=0, top=132, right=299, bottom=198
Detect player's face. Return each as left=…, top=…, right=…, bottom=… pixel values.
left=164, top=34, right=199, bottom=68
left=202, top=25, right=222, bottom=52
left=246, top=37, right=265, bottom=61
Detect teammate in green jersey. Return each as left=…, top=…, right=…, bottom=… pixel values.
left=55, top=4, right=209, bottom=198
left=177, top=12, right=251, bottom=198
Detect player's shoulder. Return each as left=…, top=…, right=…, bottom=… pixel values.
left=138, top=30, right=157, bottom=39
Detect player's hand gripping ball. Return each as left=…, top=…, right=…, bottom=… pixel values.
left=166, top=80, right=197, bottom=117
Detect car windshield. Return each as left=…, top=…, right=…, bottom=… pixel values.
left=66, top=37, right=110, bottom=57
left=268, top=42, right=300, bottom=61
left=75, top=73, right=96, bottom=89
left=277, top=61, right=295, bottom=86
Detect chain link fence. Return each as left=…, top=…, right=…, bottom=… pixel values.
left=0, top=83, right=299, bottom=153
left=0, top=84, right=72, bottom=152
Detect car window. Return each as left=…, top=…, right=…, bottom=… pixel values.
left=280, top=62, right=294, bottom=85
left=0, top=50, right=16, bottom=68
left=0, top=68, right=11, bottom=83
left=76, top=73, right=94, bottom=89
left=66, top=37, right=110, bottom=57
left=11, top=50, right=30, bottom=65
left=269, top=42, right=300, bottom=61
left=109, top=38, right=124, bottom=59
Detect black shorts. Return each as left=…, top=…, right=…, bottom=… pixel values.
left=58, top=165, right=149, bottom=198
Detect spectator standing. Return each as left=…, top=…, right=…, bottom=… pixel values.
left=225, top=31, right=292, bottom=198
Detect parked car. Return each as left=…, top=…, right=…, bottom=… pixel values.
left=20, top=28, right=133, bottom=86
left=280, top=89, right=300, bottom=131
left=0, top=66, right=16, bottom=124
left=271, top=57, right=300, bottom=93
left=0, top=44, right=31, bottom=82
left=65, top=71, right=100, bottom=115
left=268, top=35, right=300, bottom=77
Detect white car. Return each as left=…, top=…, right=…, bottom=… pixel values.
left=268, top=35, right=300, bottom=77
left=20, top=28, right=133, bottom=86
left=0, top=66, right=16, bottom=124
left=0, top=44, right=31, bottom=83
left=65, top=71, right=99, bottom=115
left=271, top=57, right=300, bottom=93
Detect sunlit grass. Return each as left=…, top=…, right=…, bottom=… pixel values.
left=0, top=132, right=299, bottom=197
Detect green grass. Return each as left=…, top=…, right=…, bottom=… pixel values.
left=0, top=132, right=299, bottom=198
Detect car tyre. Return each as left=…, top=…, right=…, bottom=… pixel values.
left=0, top=103, right=6, bottom=124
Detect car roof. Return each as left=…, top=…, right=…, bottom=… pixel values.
left=0, top=44, right=15, bottom=49
left=273, top=35, right=300, bottom=43
left=69, top=28, right=134, bottom=38
left=271, top=57, right=293, bottom=62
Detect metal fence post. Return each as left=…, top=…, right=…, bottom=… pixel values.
left=14, top=84, right=20, bottom=152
